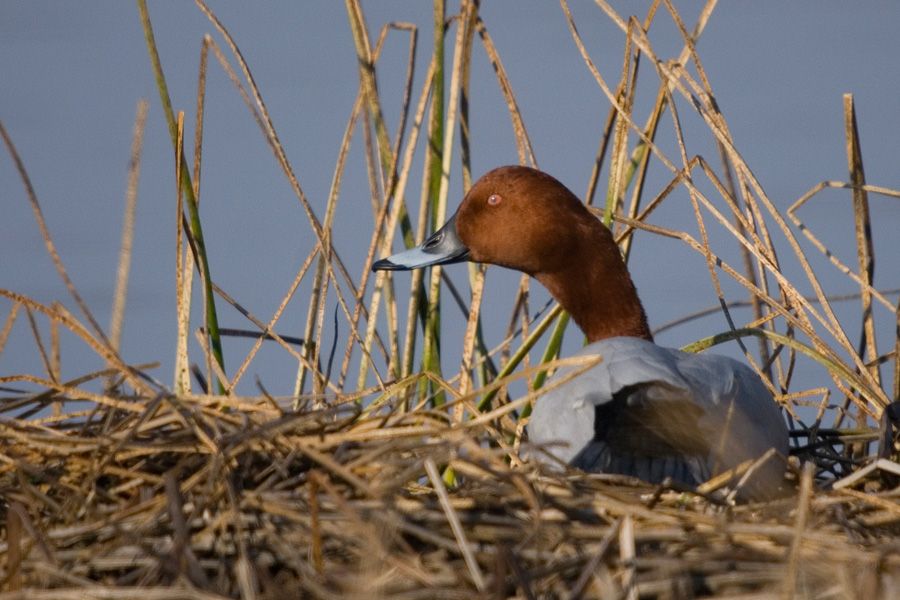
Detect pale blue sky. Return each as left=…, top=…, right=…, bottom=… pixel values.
left=2, top=2, right=899, bottom=400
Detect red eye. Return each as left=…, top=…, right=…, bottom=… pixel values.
left=487, top=194, right=502, bottom=206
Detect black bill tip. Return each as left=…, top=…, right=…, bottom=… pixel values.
left=372, top=258, right=405, bottom=272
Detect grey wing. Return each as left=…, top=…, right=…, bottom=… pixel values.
left=528, top=338, right=710, bottom=483
left=685, top=354, right=789, bottom=495
left=527, top=338, right=788, bottom=494
left=571, top=381, right=714, bottom=485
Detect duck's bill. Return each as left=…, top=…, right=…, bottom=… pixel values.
left=373, top=212, right=470, bottom=271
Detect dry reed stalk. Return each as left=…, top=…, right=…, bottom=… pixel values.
left=0, top=291, right=156, bottom=396
left=0, top=124, right=110, bottom=350
left=414, top=2, right=472, bottom=408
left=139, top=1, right=227, bottom=393
left=352, top=22, right=423, bottom=392
left=364, top=56, right=436, bottom=389
left=424, top=457, right=486, bottom=591
left=295, top=94, right=359, bottom=398
left=0, top=302, right=20, bottom=362
left=109, top=100, right=148, bottom=358
left=174, top=37, right=210, bottom=395
left=782, top=462, right=815, bottom=599
left=787, top=183, right=898, bottom=311
left=343, top=4, right=430, bottom=397
left=2, top=381, right=900, bottom=597
left=226, top=251, right=321, bottom=393
left=578, top=1, right=886, bottom=404
left=196, top=2, right=392, bottom=390
left=473, top=15, right=536, bottom=168
left=457, top=266, right=485, bottom=402
left=844, top=95, right=879, bottom=387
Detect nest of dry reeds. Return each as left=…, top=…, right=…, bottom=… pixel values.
left=2, top=389, right=900, bottom=598
left=3, top=1, right=900, bottom=598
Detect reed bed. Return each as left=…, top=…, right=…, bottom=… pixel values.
left=2, top=1, right=900, bottom=597
left=1, top=389, right=899, bottom=599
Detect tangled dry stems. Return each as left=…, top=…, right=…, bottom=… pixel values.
left=2, top=386, right=900, bottom=598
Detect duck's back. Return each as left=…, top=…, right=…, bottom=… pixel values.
left=527, top=337, right=788, bottom=497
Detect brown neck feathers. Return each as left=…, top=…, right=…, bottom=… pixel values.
left=535, top=222, right=652, bottom=343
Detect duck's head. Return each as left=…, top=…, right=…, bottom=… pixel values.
left=374, top=166, right=599, bottom=274
left=373, top=165, right=652, bottom=341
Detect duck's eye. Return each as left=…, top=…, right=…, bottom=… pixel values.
left=487, top=194, right=502, bottom=206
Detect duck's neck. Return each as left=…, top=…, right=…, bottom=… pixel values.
left=535, top=224, right=652, bottom=343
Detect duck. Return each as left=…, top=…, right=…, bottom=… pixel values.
left=373, top=165, right=789, bottom=498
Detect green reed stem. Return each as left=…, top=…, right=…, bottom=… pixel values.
left=136, top=0, right=226, bottom=394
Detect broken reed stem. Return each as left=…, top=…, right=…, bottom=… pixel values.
left=174, top=111, right=192, bottom=395
left=844, top=94, right=880, bottom=390
left=473, top=14, right=536, bottom=167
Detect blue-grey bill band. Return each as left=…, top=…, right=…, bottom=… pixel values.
left=372, top=211, right=470, bottom=271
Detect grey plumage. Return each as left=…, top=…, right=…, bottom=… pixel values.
left=527, top=337, right=788, bottom=498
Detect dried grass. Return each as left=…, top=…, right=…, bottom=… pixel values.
left=2, top=1, right=900, bottom=597
left=1, top=388, right=899, bottom=597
